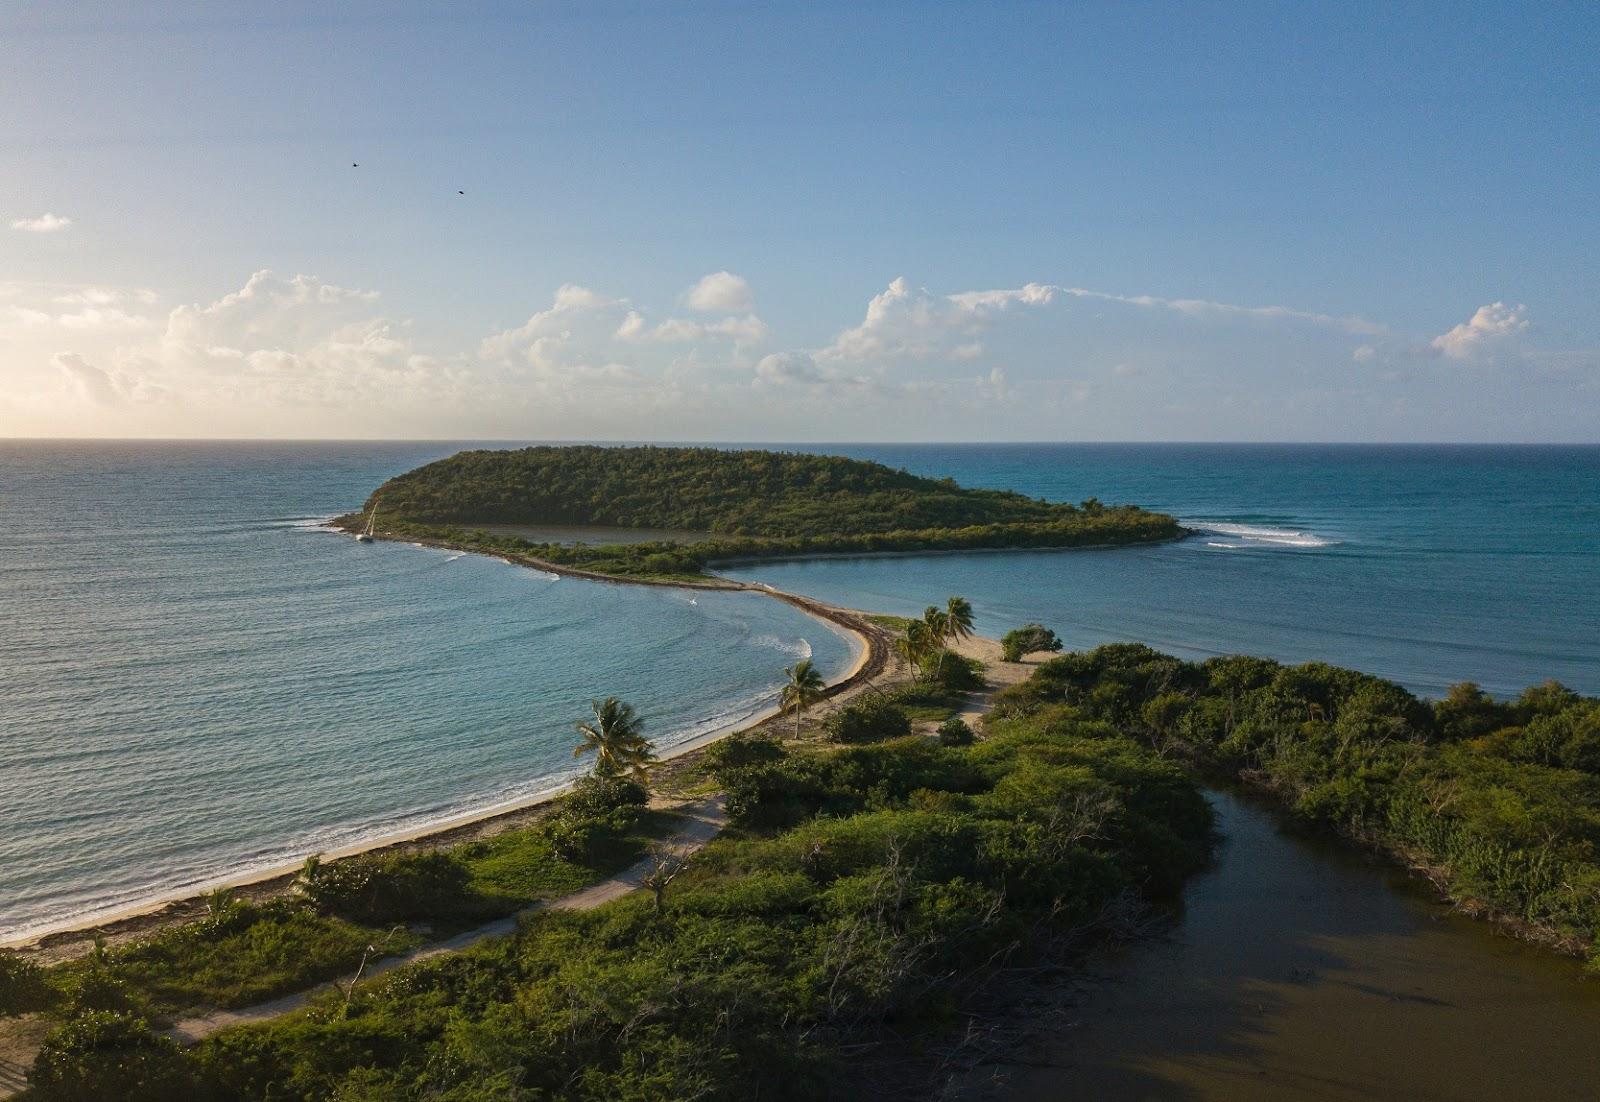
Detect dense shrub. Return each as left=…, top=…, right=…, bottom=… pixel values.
left=937, top=716, right=975, bottom=747
left=919, top=652, right=985, bottom=692
left=0, top=952, right=54, bottom=1016
left=564, top=774, right=649, bottom=818
left=1011, top=643, right=1600, bottom=951
left=29, top=1012, right=197, bottom=1102
left=704, top=731, right=788, bottom=780
left=1000, top=623, right=1063, bottom=662
left=300, top=850, right=470, bottom=925
left=824, top=696, right=912, bottom=744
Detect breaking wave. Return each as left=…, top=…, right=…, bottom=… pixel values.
left=1189, top=521, right=1338, bottom=549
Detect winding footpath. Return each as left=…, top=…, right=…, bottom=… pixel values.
left=167, top=795, right=728, bottom=1044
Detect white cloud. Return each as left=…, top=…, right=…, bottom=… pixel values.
left=820, top=277, right=1058, bottom=363
left=10, top=212, right=72, bottom=233
left=1430, top=302, right=1528, bottom=360
left=614, top=310, right=648, bottom=341
left=1056, top=286, right=1387, bottom=336
left=648, top=314, right=769, bottom=344
left=6, top=267, right=1589, bottom=441
left=53, top=353, right=124, bottom=405
left=685, top=271, right=755, bottom=313
left=755, top=351, right=826, bottom=386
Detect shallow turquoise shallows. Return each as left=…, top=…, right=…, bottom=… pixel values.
left=0, top=442, right=856, bottom=942
left=2, top=441, right=1596, bottom=942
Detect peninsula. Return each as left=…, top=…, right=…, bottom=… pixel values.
left=340, top=445, right=1183, bottom=579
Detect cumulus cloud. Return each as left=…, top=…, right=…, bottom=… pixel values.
left=647, top=314, right=768, bottom=344
left=820, top=277, right=1060, bottom=363
left=1430, top=302, right=1528, bottom=360
left=11, top=212, right=72, bottom=233
left=7, top=266, right=1583, bottom=440
left=685, top=271, right=755, bottom=313
left=479, top=284, right=649, bottom=385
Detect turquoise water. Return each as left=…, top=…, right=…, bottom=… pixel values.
left=2, top=441, right=1595, bottom=943
left=0, top=442, right=855, bottom=942
left=724, top=444, right=1600, bottom=698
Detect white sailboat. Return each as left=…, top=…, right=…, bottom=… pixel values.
left=356, top=504, right=377, bottom=542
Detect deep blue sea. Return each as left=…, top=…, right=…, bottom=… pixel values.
left=3, top=441, right=1596, bottom=942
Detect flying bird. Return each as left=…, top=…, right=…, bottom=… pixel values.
left=458, top=190, right=465, bottom=195
left=352, top=162, right=359, bottom=167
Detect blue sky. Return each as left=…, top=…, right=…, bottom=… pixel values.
left=3, top=1, right=1597, bottom=440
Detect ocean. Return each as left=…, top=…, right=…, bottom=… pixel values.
left=726, top=443, right=1600, bottom=699
left=2, top=441, right=1596, bottom=942
left=0, top=441, right=856, bottom=943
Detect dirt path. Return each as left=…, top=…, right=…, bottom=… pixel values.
left=165, top=796, right=726, bottom=1045
left=950, top=634, right=1039, bottom=724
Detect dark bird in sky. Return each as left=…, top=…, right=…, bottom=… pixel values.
left=458, top=190, right=465, bottom=195
left=351, top=162, right=358, bottom=167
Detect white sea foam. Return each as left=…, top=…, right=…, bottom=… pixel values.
left=273, top=515, right=340, bottom=532
left=753, top=634, right=812, bottom=659
left=1190, top=521, right=1337, bottom=548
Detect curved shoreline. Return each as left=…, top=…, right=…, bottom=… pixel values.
left=4, top=533, right=891, bottom=957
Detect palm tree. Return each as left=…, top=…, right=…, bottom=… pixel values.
left=898, top=619, right=936, bottom=679
left=923, top=605, right=956, bottom=678
left=573, top=697, right=656, bottom=781
left=943, top=596, right=975, bottom=643
left=780, top=658, right=827, bottom=737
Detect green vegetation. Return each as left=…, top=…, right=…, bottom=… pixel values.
left=22, top=792, right=664, bottom=1025
left=823, top=695, right=913, bottom=744
left=1001, top=623, right=1063, bottom=662
left=991, top=644, right=1600, bottom=960
left=23, top=692, right=1212, bottom=1100
left=356, top=446, right=1180, bottom=578
left=937, top=716, right=975, bottom=747
left=779, top=658, right=826, bottom=737
left=571, top=697, right=656, bottom=780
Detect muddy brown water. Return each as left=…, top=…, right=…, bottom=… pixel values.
left=998, top=789, right=1600, bottom=1101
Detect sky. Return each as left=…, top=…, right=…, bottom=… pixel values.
left=2, top=0, right=1597, bottom=442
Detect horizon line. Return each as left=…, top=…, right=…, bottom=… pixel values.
left=3, top=436, right=1598, bottom=448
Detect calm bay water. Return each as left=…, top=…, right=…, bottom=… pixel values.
left=726, top=444, right=1600, bottom=698
left=0, top=441, right=855, bottom=942
left=2, top=441, right=1595, bottom=943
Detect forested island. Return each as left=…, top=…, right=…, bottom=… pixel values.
left=345, top=446, right=1182, bottom=578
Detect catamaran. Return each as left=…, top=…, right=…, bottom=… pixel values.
left=356, top=504, right=377, bottom=543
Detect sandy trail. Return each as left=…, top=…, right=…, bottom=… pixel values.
left=166, top=795, right=726, bottom=1045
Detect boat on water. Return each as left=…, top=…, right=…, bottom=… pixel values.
left=356, top=504, right=377, bottom=543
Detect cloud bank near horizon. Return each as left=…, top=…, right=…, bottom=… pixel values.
left=2, top=268, right=1590, bottom=441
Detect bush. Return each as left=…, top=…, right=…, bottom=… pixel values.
left=704, top=732, right=787, bottom=780
left=300, top=850, right=470, bottom=924
left=1001, top=623, right=1063, bottom=662
left=824, top=696, right=912, bottom=744
left=56, top=968, right=145, bottom=1016
left=0, top=952, right=53, bottom=1016
left=30, top=1011, right=197, bottom=1102
left=920, top=652, right=985, bottom=692
left=937, top=716, right=975, bottom=747
left=565, top=774, right=649, bottom=818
